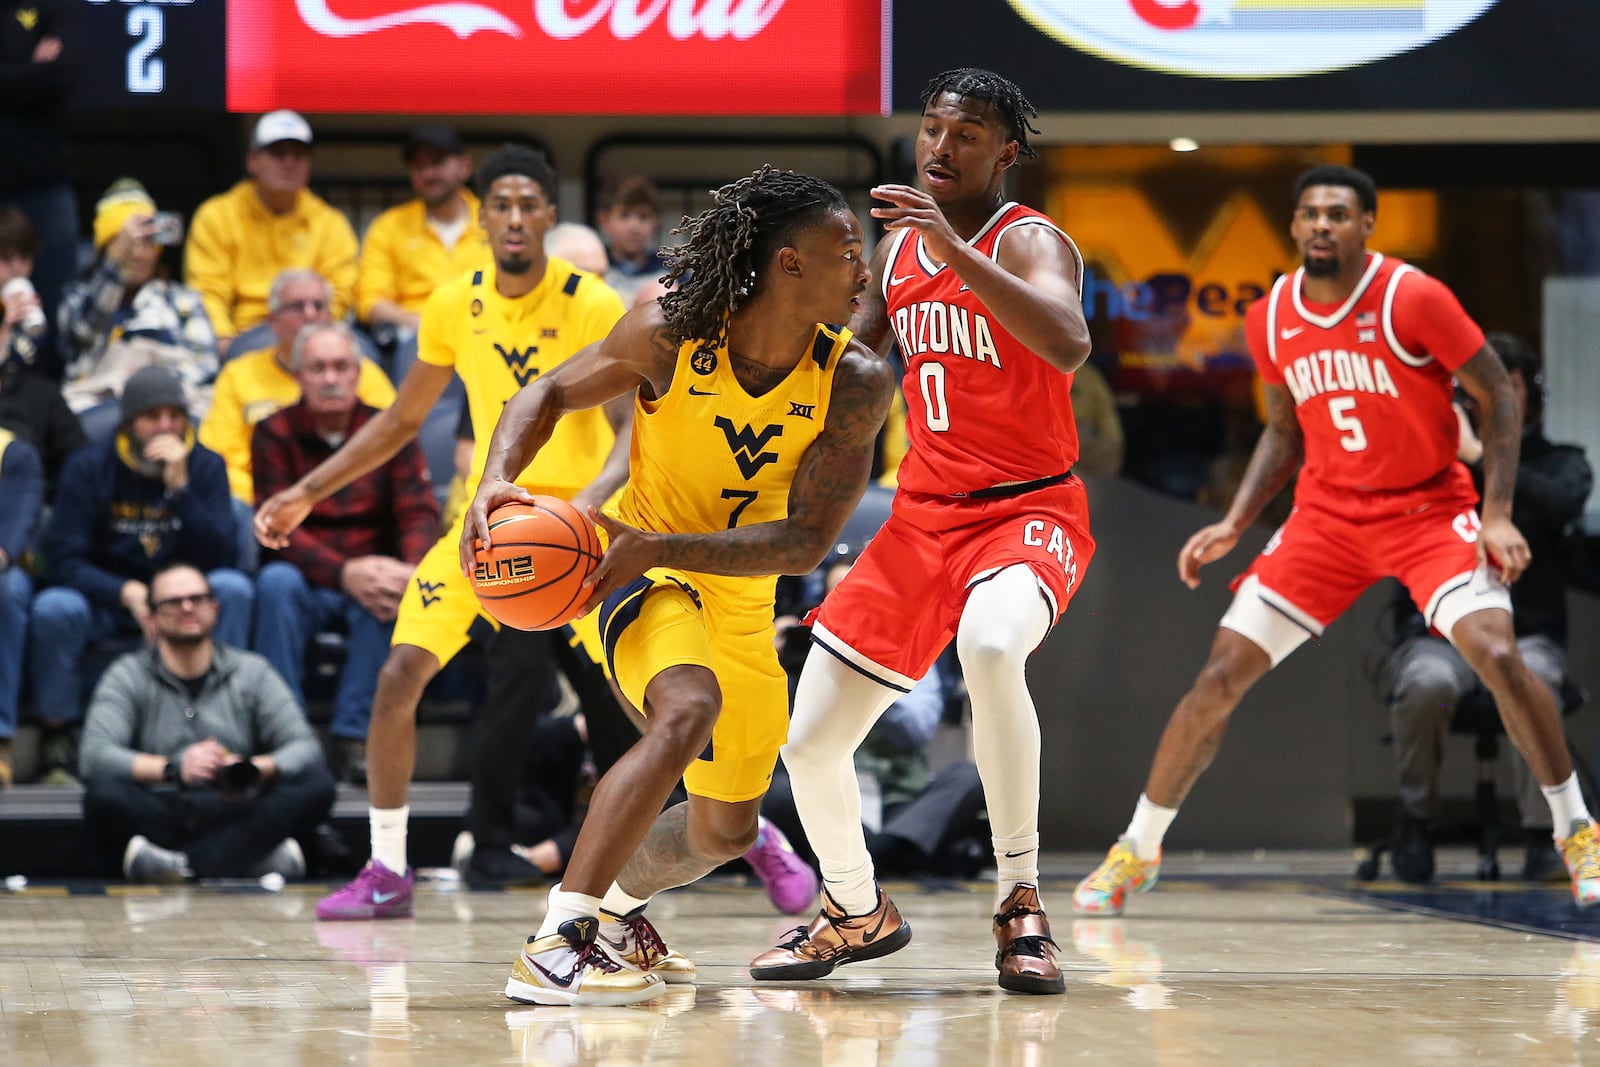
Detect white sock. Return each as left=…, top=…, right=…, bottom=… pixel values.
left=1543, top=774, right=1592, bottom=837
left=993, top=833, right=1040, bottom=910
left=1125, top=794, right=1178, bottom=862
left=821, top=864, right=880, bottom=917
left=600, top=882, right=650, bottom=919
left=370, top=806, right=409, bottom=874
left=782, top=647, right=899, bottom=917
left=537, top=883, right=606, bottom=938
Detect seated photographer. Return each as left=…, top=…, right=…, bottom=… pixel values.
left=79, top=562, right=335, bottom=884
left=1381, top=332, right=1593, bottom=883
left=58, top=179, right=218, bottom=441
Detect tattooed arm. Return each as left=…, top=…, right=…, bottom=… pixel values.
left=458, top=303, right=675, bottom=575
left=1454, top=342, right=1531, bottom=582
left=1177, top=382, right=1305, bottom=588
left=580, top=342, right=895, bottom=608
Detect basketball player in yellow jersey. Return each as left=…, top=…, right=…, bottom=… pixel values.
left=255, top=145, right=632, bottom=921
left=458, top=167, right=893, bottom=1005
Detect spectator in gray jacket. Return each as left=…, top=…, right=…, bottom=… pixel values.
left=80, top=562, right=335, bottom=883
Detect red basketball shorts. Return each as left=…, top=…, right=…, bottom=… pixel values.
left=810, top=478, right=1094, bottom=690
left=1223, top=465, right=1510, bottom=664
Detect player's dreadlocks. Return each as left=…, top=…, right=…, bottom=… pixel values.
left=659, top=165, right=849, bottom=350
left=920, top=68, right=1041, bottom=160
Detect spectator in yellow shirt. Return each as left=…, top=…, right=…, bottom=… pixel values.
left=358, top=125, right=489, bottom=339
left=184, top=111, right=359, bottom=359
left=200, top=270, right=394, bottom=504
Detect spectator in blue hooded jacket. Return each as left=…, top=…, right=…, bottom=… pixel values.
left=27, top=365, right=251, bottom=784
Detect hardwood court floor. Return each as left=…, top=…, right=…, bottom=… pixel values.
left=5, top=852, right=1600, bottom=1066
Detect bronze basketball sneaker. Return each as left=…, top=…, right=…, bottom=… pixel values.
left=749, top=886, right=912, bottom=981
left=993, top=883, right=1065, bottom=995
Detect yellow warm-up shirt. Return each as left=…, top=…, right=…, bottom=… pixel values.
left=200, top=347, right=396, bottom=502
left=417, top=259, right=626, bottom=498
left=618, top=323, right=850, bottom=605
left=184, top=182, right=359, bottom=338
left=357, top=193, right=490, bottom=321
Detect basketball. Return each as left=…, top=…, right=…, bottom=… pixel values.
left=470, top=496, right=603, bottom=631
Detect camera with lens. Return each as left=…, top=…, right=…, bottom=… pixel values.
left=217, top=758, right=263, bottom=798
left=148, top=211, right=184, bottom=246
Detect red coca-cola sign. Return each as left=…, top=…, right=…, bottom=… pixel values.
left=227, top=0, right=888, bottom=115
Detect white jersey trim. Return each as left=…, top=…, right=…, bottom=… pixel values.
left=1291, top=252, right=1384, bottom=330
left=991, top=217, right=1086, bottom=298
left=879, top=227, right=916, bottom=305
left=1265, top=273, right=1290, bottom=367
left=914, top=200, right=1016, bottom=276
left=809, top=621, right=917, bottom=693
left=1381, top=264, right=1433, bottom=368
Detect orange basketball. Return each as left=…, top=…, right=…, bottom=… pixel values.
left=471, top=496, right=603, bottom=631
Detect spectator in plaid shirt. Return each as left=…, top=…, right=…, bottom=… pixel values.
left=251, top=322, right=437, bottom=783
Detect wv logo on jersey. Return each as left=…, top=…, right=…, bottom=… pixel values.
left=416, top=579, right=445, bottom=608
left=494, top=343, right=540, bottom=387
left=715, top=416, right=783, bottom=479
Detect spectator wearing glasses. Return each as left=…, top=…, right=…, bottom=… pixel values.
left=29, top=365, right=251, bottom=784
left=79, top=562, right=335, bottom=884
left=184, top=110, right=358, bottom=359
left=201, top=269, right=394, bottom=505
left=251, top=322, right=438, bottom=784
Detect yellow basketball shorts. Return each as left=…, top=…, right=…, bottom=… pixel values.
left=392, top=511, right=606, bottom=670
left=598, top=571, right=788, bottom=803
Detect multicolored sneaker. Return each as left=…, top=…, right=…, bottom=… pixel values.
left=993, top=883, right=1064, bottom=995
left=599, top=906, right=697, bottom=984
left=1073, top=838, right=1160, bottom=917
left=1559, top=819, right=1600, bottom=907
left=749, top=886, right=912, bottom=981
left=506, top=917, right=666, bottom=1006
left=744, top=817, right=820, bottom=915
left=316, top=860, right=414, bottom=921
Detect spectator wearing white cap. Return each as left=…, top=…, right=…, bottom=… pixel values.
left=184, top=111, right=358, bottom=359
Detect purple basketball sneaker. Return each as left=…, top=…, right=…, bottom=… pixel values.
left=317, top=860, right=414, bottom=921
left=744, top=817, right=819, bottom=916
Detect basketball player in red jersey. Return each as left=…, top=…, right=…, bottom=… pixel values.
left=1074, top=164, right=1600, bottom=916
left=750, top=69, right=1093, bottom=995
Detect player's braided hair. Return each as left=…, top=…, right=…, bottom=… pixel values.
left=659, top=165, right=848, bottom=349
left=920, top=68, right=1040, bottom=160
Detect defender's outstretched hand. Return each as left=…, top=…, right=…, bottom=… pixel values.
left=870, top=184, right=964, bottom=264
left=256, top=487, right=314, bottom=550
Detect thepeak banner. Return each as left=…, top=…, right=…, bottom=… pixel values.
left=226, top=0, right=889, bottom=115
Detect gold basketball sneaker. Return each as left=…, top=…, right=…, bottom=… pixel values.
left=505, top=917, right=665, bottom=1006
left=599, top=906, right=697, bottom=984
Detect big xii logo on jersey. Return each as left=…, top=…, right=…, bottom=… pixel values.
left=495, top=343, right=540, bottom=387
left=715, top=416, right=783, bottom=479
